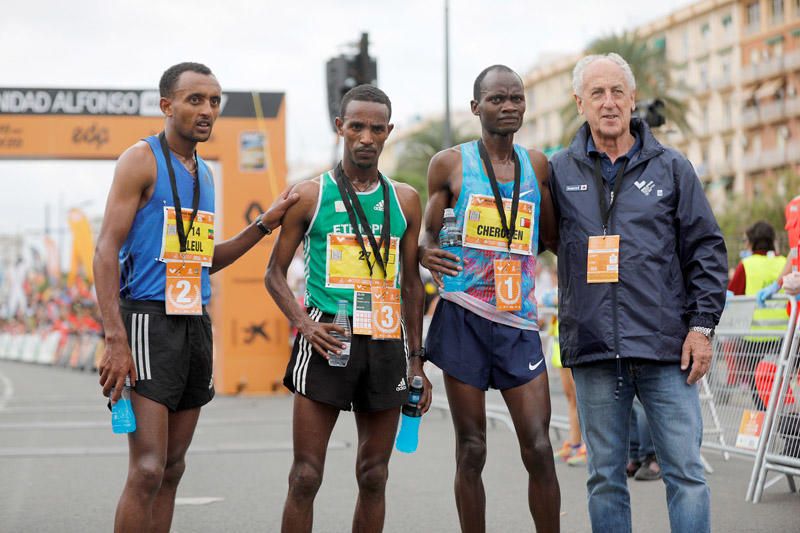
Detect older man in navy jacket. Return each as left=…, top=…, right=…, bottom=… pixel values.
left=550, top=53, right=727, bottom=533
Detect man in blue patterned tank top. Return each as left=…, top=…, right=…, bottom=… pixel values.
left=94, top=62, right=298, bottom=533
left=421, top=65, right=561, bottom=532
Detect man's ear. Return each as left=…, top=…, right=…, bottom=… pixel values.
left=159, top=97, right=172, bottom=117
left=574, top=94, right=583, bottom=116
left=335, top=117, right=344, bottom=137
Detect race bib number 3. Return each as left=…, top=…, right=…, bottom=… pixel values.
left=326, top=233, right=399, bottom=288
left=463, top=194, right=535, bottom=255
left=587, top=235, right=620, bottom=283
left=160, top=207, right=215, bottom=266
left=165, top=262, right=202, bottom=315
left=371, top=281, right=401, bottom=340
left=494, top=259, right=522, bottom=311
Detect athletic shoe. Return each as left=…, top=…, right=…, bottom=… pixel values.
left=554, top=441, right=575, bottom=461
left=566, top=444, right=587, bottom=466
left=634, top=454, right=662, bottom=481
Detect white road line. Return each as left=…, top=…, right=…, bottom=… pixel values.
left=0, top=371, right=14, bottom=410
left=175, top=497, right=224, bottom=506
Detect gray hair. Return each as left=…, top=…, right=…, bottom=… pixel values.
left=572, top=53, right=636, bottom=96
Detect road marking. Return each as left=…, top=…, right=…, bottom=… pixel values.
left=175, top=497, right=224, bottom=506
left=0, top=440, right=350, bottom=458
left=0, top=371, right=14, bottom=410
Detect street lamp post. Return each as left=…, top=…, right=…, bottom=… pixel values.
left=443, top=0, right=452, bottom=150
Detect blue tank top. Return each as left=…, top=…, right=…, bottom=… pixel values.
left=119, top=135, right=215, bottom=304
left=440, top=141, right=541, bottom=330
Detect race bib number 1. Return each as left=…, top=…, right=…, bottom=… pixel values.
left=494, top=259, right=522, bottom=311
left=371, top=281, right=401, bottom=340
left=165, top=262, right=202, bottom=315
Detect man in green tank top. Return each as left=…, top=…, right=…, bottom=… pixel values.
left=266, top=85, right=429, bottom=533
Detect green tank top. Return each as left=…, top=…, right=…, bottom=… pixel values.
left=304, top=169, right=408, bottom=316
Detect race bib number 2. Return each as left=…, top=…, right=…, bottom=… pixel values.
left=165, top=262, right=202, bottom=315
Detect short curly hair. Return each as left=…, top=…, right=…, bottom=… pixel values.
left=159, top=62, right=214, bottom=98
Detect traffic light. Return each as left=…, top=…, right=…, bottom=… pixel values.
left=326, top=33, right=377, bottom=132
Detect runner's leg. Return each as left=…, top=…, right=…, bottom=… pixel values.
left=502, top=372, right=561, bottom=532
left=444, top=373, right=487, bottom=533
left=281, top=394, right=340, bottom=533
left=352, top=407, right=401, bottom=532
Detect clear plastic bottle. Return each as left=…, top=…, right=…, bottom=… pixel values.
left=111, top=378, right=136, bottom=434
left=440, top=208, right=464, bottom=292
left=327, top=300, right=352, bottom=367
left=395, top=375, right=424, bottom=453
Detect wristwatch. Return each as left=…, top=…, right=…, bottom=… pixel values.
left=410, top=347, right=426, bottom=361
left=255, top=214, right=272, bottom=235
left=689, top=326, right=714, bottom=340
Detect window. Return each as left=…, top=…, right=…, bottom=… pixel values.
left=701, top=22, right=711, bottom=39
left=722, top=13, right=733, bottom=32
left=747, top=1, right=761, bottom=29
left=720, top=53, right=732, bottom=82
left=772, top=0, right=784, bottom=23
left=653, top=36, right=666, bottom=51
left=699, top=60, right=709, bottom=88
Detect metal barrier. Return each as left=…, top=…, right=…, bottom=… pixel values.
left=747, top=297, right=800, bottom=502
left=702, top=295, right=793, bottom=459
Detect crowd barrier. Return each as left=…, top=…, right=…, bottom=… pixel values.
left=0, top=331, right=102, bottom=371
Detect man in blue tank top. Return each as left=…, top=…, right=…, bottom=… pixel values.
left=421, top=65, right=561, bottom=532
left=93, top=62, right=298, bottom=533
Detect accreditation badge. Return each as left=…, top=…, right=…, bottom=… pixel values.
left=165, top=262, right=202, bottom=315
left=370, top=280, right=401, bottom=340
left=160, top=207, right=215, bottom=267
left=494, top=259, right=522, bottom=311
left=326, top=233, right=400, bottom=288
left=587, top=235, right=620, bottom=283
left=352, top=283, right=373, bottom=336
left=462, top=194, right=535, bottom=255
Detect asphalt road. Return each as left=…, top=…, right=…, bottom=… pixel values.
left=0, top=360, right=797, bottom=532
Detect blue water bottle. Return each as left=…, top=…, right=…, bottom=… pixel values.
left=396, top=376, right=424, bottom=453
left=441, top=208, right=464, bottom=292
left=111, top=378, right=136, bottom=434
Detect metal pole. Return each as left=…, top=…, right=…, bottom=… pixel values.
left=443, top=0, right=452, bottom=149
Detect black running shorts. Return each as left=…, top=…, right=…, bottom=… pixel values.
left=283, top=308, right=409, bottom=412
left=120, top=299, right=214, bottom=411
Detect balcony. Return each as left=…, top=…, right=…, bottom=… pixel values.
left=742, top=52, right=797, bottom=84
left=741, top=97, right=800, bottom=128
left=742, top=142, right=800, bottom=172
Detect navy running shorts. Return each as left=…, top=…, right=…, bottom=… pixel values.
left=425, top=299, right=546, bottom=391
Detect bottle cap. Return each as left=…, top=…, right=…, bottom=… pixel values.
left=411, top=375, right=423, bottom=388
left=443, top=208, right=455, bottom=219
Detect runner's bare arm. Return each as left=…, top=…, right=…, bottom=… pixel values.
left=265, top=180, right=345, bottom=357
left=420, top=148, right=461, bottom=287
left=93, top=142, right=156, bottom=401
left=528, top=149, right=559, bottom=253
left=395, top=183, right=432, bottom=412
left=210, top=185, right=299, bottom=274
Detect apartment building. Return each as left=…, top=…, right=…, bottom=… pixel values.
left=519, top=0, right=800, bottom=207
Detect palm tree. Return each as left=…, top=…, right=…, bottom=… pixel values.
left=392, top=120, right=473, bottom=204
left=558, top=32, right=692, bottom=148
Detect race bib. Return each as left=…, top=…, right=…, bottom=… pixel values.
left=371, top=281, right=401, bottom=340
left=494, top=259, right=522, bottom=311
left=160, top=207, right=215, bottom=267
left=587, top=235, right=620, bottom=283
left=326, top=233, right=400, bottom=288
left=165, top=262, right=202, bottom=315
left=462, top=194, right=535, bottom=255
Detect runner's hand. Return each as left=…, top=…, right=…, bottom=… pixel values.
left=419, top=245, right=461, bottom=288
left=98, top=338, right=136, bottom=403
left=409, top=358, right=433, bottom=414
left=299, top=319, right=346, bottom=359
left=682, top=331, right=712, bottom=385
left=261, top=186, right=301, bottom=231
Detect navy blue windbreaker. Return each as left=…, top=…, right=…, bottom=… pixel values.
left=549, top=119, right=727, bottom=367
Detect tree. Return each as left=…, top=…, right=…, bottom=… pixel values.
left=559, top=32, right=691, bottom=147
left=392, top=120, right=473, bottom=204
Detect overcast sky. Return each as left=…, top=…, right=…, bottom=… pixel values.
left=1, top=0, right=695, bottom=238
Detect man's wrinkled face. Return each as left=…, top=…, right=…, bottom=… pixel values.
left=575, top=59, right=635, bottom=141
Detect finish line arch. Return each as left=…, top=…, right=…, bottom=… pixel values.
left=0, top=87, right=290, bottom=394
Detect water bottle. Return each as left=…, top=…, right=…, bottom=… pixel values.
left=328, top=300, right=352, bottom=367
left=396, top=375, right=424, bottom=453
left=111, top=378, right=136, bottom=434
left=440, top=208, right=464, bottom=292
